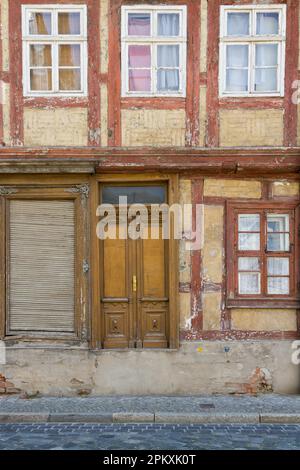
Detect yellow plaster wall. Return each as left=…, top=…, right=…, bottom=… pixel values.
left=24, top=108, right=88, bottom=146
left=219, top=109, right=284, bottom=147
left=204, top=178, right=262, bottom=198
left=231, top=309, right=298, bottom=332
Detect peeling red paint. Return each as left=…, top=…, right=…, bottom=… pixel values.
left=190, top=179, right=203, bottom=331
left=180, top=330, right=300, bottom=341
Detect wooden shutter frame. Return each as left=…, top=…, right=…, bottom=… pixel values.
left=0, top=185, right=89, bottom=341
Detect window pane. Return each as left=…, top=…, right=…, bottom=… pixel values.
left=239, top=233, right=260, bottom=251
left=128, top=45, right=151, bottom=68
left=128, top=13, right=150, bottom=36
left=239, top=273, right=260, bottom=294
left=267, top=214, right=289, bottom=233
left=158, top=13, right=180, bottom=36
left=226, top=69, right=248, bottom=92
left=158, top=45, right=179, bottom=67
left=102, top=186, right=166, bottom=205
left=129, top=69, right=151, bottom=92
left=256, top=12, right=279, bottom=35
left=59, top=45, right=81, bottom=66
left=238, top=257, right=260, bottom=271
left=227, top=12, right=250, bottom=36
left=30, top=69, right=52, bottom=91
left=267, top=257, right=289, bottom=275
left=30, top=45, right=52, bottom=67
left=255, top=68, right=277, bottom=92
left=267, top=233, right=289, bottom=252
left=28, top=12, right=51, bottom=35
left=267, top=277, right=289, bottom=295
left=59, top=69, right=81, bottom=91
left=256, top=44, right=278, bottom=66
left=227, top=45, right=248, bottom=67
left=157, top=70, right=179, bottom=92
left=238, top=214, right=260, bottom=232
left=58, top=12, right=81, bottom=35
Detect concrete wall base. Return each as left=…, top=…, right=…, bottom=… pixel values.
left=0, top=341, right=299, bottom=396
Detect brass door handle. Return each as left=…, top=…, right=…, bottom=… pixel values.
left=132, top=275, right=137, bottom=292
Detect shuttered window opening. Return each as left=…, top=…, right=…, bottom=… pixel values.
left=8, top=200, right=75, bottom=333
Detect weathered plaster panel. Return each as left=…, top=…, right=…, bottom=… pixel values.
left=179, top=179, right=192, bottom=285
left=297, top=105, right=300, bottom=146
left=202, top=205, right=223, bottom=284
left=202, top=291, right=222, bottom=331
left=200, top=0, right=208, bottom=73
left=219, top=109, right=284, bottom=147
left=100, top=84, right=108, bottom=147
left=24, top=108, right=88, bottom=146
left=2, top=82, right=10, bottom=145
left=231, top=309, right=298, bottom=332
left=121, top=109, right=186, bottom=147
left=199, top=85, right=207, bottom=146
left=204, top=179, right=261, bottom=198
left=100, top=0, right=109, bottom=74
left=272, top=181, right=300, bottom=197
left=179, top=292, right=191, bottom=330
left=1, top=0, right=9, bottom=71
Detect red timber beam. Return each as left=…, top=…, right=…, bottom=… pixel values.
left=0, top=148, right=299, bottom=177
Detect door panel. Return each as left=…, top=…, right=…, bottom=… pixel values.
left=142, top=237, right=166, bottom=298
left=138, top=225, right=168, bottom=348
left=103, top=237, right=127, bottom=298
left=102, top=223, right=131, bottom=348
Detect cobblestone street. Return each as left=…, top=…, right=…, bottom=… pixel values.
left=0, top=423, right=299, bottom=450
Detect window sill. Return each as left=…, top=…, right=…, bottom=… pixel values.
left=227, top=298, right=300, bottom=309
left=219, top=96, right=284, bottom=109
left=219, top=93, right=283, bottom=99
left=23, top=96, right=88, bottom=108
left=121, top=96, right=186, bottom=109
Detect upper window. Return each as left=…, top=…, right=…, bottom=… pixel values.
left=220, top=5, right=286, bottom=97
left=121, top=5, right=187, bottom=97
left=22, top=5, right=87, bottom=96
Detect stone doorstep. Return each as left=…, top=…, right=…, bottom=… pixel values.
left=0, top=412, right=299, bottom=424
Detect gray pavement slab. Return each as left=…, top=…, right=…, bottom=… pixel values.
left=0, top=394, right=299, bottom=424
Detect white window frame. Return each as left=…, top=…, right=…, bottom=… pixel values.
left=22, top=4, right=88, bottom=97
left=219, top=5, right=286, bottom=97
left=121, top=5, right=187, bottom=97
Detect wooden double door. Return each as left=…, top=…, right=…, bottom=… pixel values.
left=100, top=184, right=169, bottom=349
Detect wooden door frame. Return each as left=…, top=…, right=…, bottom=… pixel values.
left=90, top=173, right=179, bottom=349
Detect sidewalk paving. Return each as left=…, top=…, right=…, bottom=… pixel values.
left=0, top=394, right=299, bottom=424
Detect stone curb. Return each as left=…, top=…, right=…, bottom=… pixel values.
left=0, top=412, right=299, bottom=424
left=0, top=413, right=50, bottom=423
left=155, top=412, right=260, bottom=424
left=48, top=413, right=113, bottom=423
left=113, top=412, right=154, bottom=423
left=260, top=414, right=300, bottom=424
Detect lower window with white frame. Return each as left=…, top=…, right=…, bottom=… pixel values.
left=226, top=202, right=300, bottom=307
